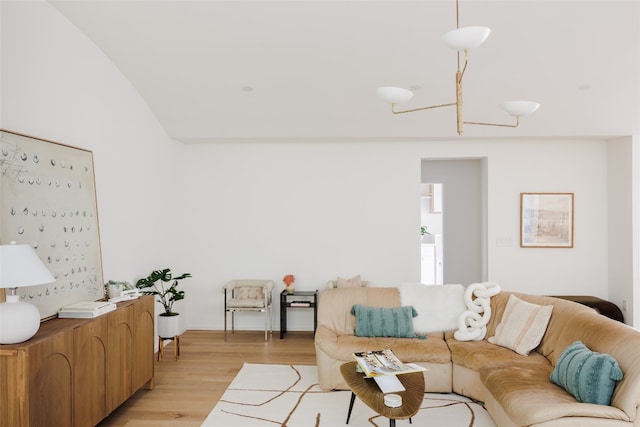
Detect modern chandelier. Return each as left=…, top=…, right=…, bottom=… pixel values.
left=377, top=0, right=540, bottom=135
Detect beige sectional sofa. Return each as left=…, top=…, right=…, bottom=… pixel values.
left=314, top=286, right=640, bottom=427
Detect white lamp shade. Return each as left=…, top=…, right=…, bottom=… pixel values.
left=0, top=242, right=55, bottom=288
left=500, top=100, right=541, bottom=117
left=441, top=26, right=491, bottom=50
left=376, top=87, right=414, bottom=104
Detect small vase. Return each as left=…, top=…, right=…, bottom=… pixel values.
left=285, top=284, right=295, bottom=294
left=107, top=284, right=122, bottom=299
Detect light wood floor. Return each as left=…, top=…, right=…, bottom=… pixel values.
left=98, top=330, right=317, bottom=427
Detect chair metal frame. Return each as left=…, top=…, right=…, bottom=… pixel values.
left=223, top=279, right=274, bottom=341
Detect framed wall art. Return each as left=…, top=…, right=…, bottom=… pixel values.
left=520, top=193, right=574, bottom=248
left=0, top=129, right=104, bottom=319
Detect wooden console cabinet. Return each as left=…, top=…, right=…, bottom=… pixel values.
left=0, top=296, right=154, bottom=427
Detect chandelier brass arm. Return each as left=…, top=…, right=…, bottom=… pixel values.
left=390, top=101, right=456, bottom=115
left=376, top=0, right=539, bottom=135
left=464, top=117, right=521, bottom=129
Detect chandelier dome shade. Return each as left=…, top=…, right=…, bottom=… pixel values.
left=441, top=26, right=491, bottom=50
left=500, top=101, right=541, bottom=117
left=376, top=87, right=414, bottom=104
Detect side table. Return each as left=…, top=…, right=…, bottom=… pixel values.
left=280, top=289, right=319, bottom=339
left=340, top=361, right=424, bottom=427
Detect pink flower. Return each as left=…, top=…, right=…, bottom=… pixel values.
left=283, top=274, right=295, bottom=286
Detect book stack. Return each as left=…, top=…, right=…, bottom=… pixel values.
left=58, top=301, right=117, bottom=318
left=290, top=300, right=311, bottom=307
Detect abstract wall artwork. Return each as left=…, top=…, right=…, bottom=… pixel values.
left=520, top=192, right=574, bottom=248
left=0, top=129, right=104, bottom=319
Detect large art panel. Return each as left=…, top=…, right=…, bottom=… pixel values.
left=0, top=129, right=104, bottom=319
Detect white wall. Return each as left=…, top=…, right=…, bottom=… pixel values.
left=634, top=137, right=640, bottom=328
left=1, top=1, right=185, bottom=298
left=486, top=141, right=609, bottom=296
left=607, top=138, right=635, bottom=324
left=183, top=139, right=613, bottom=331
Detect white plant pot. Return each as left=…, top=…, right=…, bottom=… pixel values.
left=157, top=314, right=181, bottom=338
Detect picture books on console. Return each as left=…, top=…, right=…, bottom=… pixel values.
left=353, top=349, right=426, bottom=378
left=58, top=300, right=117, bottom=318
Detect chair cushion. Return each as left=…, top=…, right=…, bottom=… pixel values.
left=227, top=298, right=266, bottom=308
left=550, top=340, right=623, bottom=405
left=235, top=287, right=264, bottom=300
left=351, top=304, right=417, bottom=338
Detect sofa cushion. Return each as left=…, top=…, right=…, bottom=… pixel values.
left=351, top=304, right=417, bottom=338
left=337, top=275, right=363, bottom=288
left=550, top=340, right=623, bottom=405
left=399, top=284, right=466, bottom=334
left=488, top=294, right=552, bottom=356
left=447, top=334, right=549, bottom=371
left=327, top=333, right=449, bottom=363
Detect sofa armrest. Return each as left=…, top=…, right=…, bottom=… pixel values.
left=314, top=325, right=339, bottom=353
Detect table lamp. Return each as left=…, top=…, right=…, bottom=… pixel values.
left=0, top=241, right=55, bottom=344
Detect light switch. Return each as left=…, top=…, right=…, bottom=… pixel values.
left=496, top=237, right=513, bottom=247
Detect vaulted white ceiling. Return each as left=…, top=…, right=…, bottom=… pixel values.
left=50, top=0, right=640, bottom=143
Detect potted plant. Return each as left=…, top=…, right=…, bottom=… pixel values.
left=421, top=226, right=433, bottom=243
left=136, top=268, right=192, bottom=338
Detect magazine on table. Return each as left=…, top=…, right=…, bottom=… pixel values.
left=352, top=349, right=426, bottom=378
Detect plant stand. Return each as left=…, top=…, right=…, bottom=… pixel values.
left=158, top=336, right=180, bottom=361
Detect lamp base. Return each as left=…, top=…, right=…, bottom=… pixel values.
left=0, top=296, right=41, bottom=344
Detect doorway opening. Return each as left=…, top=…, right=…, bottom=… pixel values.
left=420, top=183, right=443, bottom=284
left=421, top=158, right=487, bottom=286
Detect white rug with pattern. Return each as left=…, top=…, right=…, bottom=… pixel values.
left=202, top=363, right=497, bottom=427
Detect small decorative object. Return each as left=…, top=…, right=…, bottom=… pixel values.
left=384, top=393, right=402, bottom=408
left=520, top=193, right=574, bottom=248
left=136, top=268, right=192, bottom=338
left=105, top=280, right=131, bottom=299
left=283, top=274, right=295, bottom=294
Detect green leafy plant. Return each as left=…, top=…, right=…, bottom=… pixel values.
left=421, top=226, right=431, bottom=236
left=135, top=268, right=192, bottom=316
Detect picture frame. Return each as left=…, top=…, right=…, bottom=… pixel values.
left=1, top=129, right=104, bottom=319
left=520, top=193, right=574, bottom=248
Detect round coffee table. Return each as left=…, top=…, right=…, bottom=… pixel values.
left=340, top=361, right=425, bottom=427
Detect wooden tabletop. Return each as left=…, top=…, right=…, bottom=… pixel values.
left=340, top=361, right=424, bottom=421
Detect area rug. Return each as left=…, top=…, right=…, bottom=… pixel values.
left=202, top=363, right=496, bottom=427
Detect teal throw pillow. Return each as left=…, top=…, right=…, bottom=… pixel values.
left=550, top=340, right=623, bottom=405
left=350, top=304, right=417, bottom=338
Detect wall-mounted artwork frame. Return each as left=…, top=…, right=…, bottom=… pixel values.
left=520, top=193, right=574, bottom=248
left=0, top=129, right=104, bottom=319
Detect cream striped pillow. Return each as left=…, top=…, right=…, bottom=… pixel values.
left=488, top=294, right=553, bottom=356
